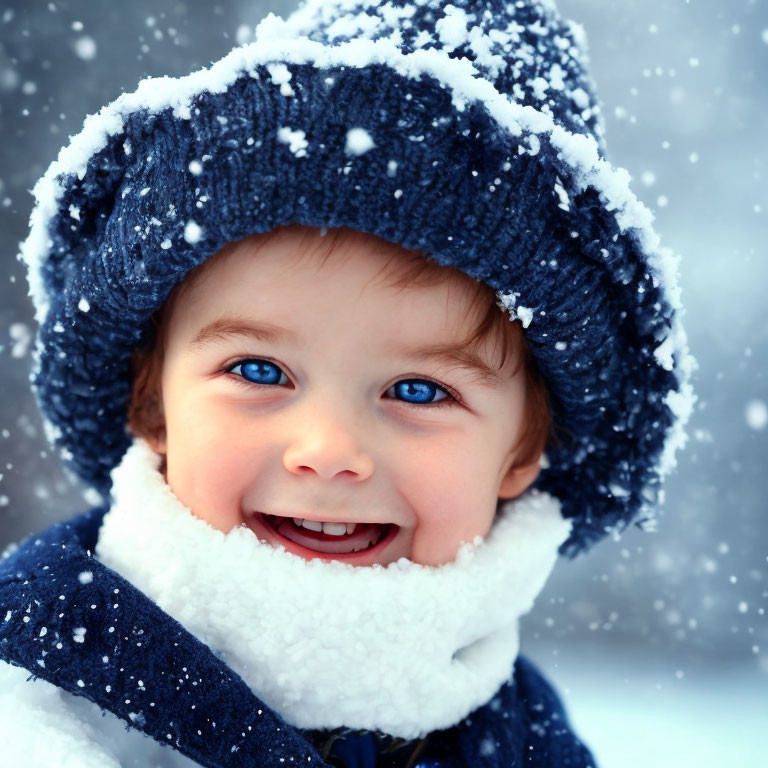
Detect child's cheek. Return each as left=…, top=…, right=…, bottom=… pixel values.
left=163, top=402, right=259, bottom=533
left=402, top=433, right=496, bottom=562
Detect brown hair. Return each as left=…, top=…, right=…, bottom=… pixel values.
left=128, top=226, right=552, bottom=471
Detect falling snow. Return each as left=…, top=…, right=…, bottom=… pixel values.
left=744, top=399, right=767, bottom=431
left=0, top=3, right=765, bottom=766
left=236, top=24, right=254, bottom=46
left=73, top=36, right=97, bottom=61
left=9, top=323, right=32, bottom=358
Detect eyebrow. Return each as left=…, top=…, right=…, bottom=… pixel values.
left=188, top=317, right=506, bottom=389
left=189, top=318, right=300, bottom=350
left=394, top=341, right=507, bottom=389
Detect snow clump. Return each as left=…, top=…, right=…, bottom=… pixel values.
left=496, top=291, right=534, bottom=329
left=267, top=63, right=294, bottom=97
left=434, top=5, right=472, bottom=50
left=183, top=221, right=203, bottom=244
left=277, top=126, right=308, bottom=158
left=345, top=127, right=375, bottom=156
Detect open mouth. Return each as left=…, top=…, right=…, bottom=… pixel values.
left=257, top=513, right=398, bottom=558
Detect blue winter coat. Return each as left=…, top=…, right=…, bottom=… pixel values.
left=0, top=509, right=596, bottom=767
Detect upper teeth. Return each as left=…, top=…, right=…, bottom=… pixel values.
left=293, top=518, right=357, bottom=536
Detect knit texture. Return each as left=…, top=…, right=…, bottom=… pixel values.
left=0, top=509, right=596, bottom=767
left=19, top=0, right=695, bottom=555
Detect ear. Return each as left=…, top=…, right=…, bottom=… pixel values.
left=497, top=453, right=542, bottom=499
left=131, top=389, right=167, bottom=456
left=144, top=422, right=167, bottom=456
left=128, top=342, right=168, bottom=456
left=143, top=394, right=167, bottom=456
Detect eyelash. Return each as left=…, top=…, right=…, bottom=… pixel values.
left=222, top=358, right=461, bottom=409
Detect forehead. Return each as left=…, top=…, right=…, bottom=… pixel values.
left=159, top=226, right=519, bottom=388
left=172, top=225, right=484, bottom=336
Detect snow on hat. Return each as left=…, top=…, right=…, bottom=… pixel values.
left=19, top=0, right=695, bottom=556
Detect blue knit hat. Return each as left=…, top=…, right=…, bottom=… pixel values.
left=19, top=0, right=694, bottom=556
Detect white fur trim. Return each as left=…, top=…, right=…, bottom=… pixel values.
left=96, top=439, right=571, bottom=739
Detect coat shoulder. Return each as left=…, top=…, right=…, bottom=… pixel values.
left=513, top=655, right=598, bottom=768
left=1, top=506, right=108, bottom=583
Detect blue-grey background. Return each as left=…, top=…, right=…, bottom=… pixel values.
left=1, top=1, right=766, bottom=765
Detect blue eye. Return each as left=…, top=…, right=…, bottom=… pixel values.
left=229, top=359, right=287, bottom=386
left=387, top=379, right=451, bottom=406
left=226, top=360, right=456, bottom=408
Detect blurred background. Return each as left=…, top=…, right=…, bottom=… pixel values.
left=0, top=1, right=765, bottom=765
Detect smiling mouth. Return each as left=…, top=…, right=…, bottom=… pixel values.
left=257, top=513, right=397, bottom=557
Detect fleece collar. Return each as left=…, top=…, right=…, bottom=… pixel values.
left=96, top=439, right=571, bottom=739
left=0, top=512, right=327, bottom=767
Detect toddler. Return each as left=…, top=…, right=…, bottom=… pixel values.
left=0, top=1, right=694, bottom=766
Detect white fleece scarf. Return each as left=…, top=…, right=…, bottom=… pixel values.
left=95, top=439, right=571, bottom=740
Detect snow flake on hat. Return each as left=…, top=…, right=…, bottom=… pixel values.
left=277, top=126, right=309, bottom=158
left=267, top=63, right=295, bottom=97
left=345, top=127, right=375, bottom=156
left=496, top=290, right=534, bottom=328
left=326, top=11, right=383, bottom=41
left=435, top=5, right=474, bottom=51
left=183, top=220, right=203, bottom=244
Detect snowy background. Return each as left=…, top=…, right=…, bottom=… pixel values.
left=0, top=1, right=765, bottom=766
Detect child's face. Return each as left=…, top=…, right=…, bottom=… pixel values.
left=147, top=227, right=540, bottom=566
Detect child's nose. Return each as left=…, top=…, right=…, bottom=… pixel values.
left=282, top=415, right=374, bottom=482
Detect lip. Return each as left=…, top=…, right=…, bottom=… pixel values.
left=244, top=512, right=400, bottom=565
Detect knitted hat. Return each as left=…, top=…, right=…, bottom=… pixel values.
left=19, top=0, right=695, bottom=556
